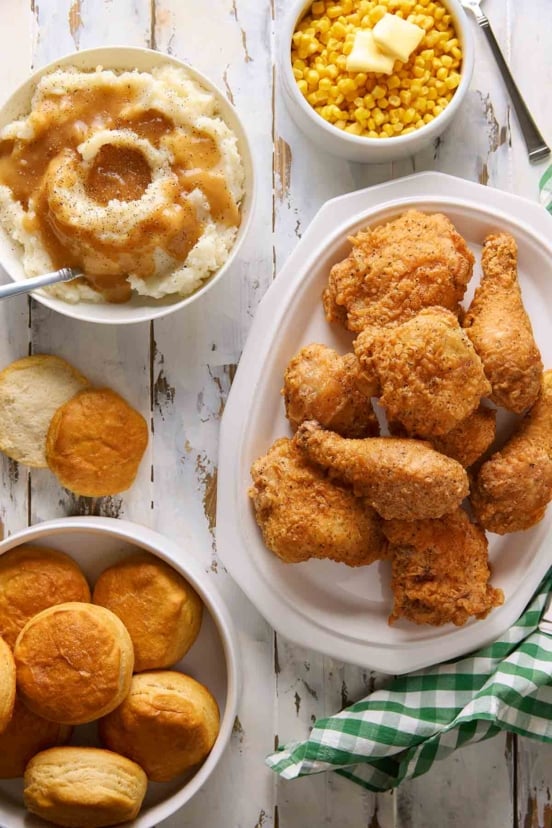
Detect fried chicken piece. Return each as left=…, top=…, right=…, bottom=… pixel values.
left=354, top=307, right=490, bottom=437
left=428, top=406, right=496, bottom=467
left=383, top=509, right=504, bottom=626
left=282, top=343, right=379, bottom=438
left=471, top=370, right=552, bottom=533
left=322, top=210, right=474, bottom=332
left=294, top=421, right=469, bottom=520
left=389, top=406, right=497, bottom=468
left=463, top=232, right=542, bottom=413
left=249, top=438, right=388, bottom=566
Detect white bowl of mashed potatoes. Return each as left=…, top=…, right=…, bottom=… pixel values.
left=0, top=47, right=254, bottom=324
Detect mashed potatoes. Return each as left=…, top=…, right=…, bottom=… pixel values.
left=0, top=65, right=245, bottom=303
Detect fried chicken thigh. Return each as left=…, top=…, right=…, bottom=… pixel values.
left=323, top=210, right=474, bottom=332
left=282, top=343, right=379, bottom=438
left=471, top=370, right=552, bottom=533
left=249, top=438, right=388, bottom=566
left=463, top=233, right=542, bottom=413
left=354, top=307, right=490, bottom=437
left=428, top=405, right=496, bottom=467
left=294, top=420, right=469, bottom=520
left=390, top=405, right=497, bottom=468
left=383, top=509, right=504, bottom=626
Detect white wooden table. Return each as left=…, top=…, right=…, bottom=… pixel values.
left=1, top=1, right=551, bottom=826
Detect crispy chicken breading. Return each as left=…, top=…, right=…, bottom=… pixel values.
left=390, top=405, right=497, bottom=468
left=249, top=438, right=388, bottom=566
left=354, top=307, right=491, bottom=437
left=463, top=233, right=543, bottom=413
left=383, top=509, right=504, bottom=626
left=471, top=370, right=552, bottom=533
left=428, top=405, right=497, bottom=467
left=282, top=343, right=379, bottom=438
left=294, top=420, right=469, bottom=520
left=322, top=210, right=474, bottom=332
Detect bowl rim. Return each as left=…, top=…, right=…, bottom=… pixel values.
left=0, top=45, right=256, bottom=325
left=0, top=516, right=241, bottom=828
left=278, top=0, right=475, bottom=149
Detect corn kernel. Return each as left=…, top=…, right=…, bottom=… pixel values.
left=372, top=84, right=386, bottom=99
left=345, top=122, right=363, bottom=134
left=370, top=5, right=388, bottom=24
left=297, top=79, right=308, bottom=96
left=312, top=0, right=325, bottom=14
left=327, top=5, right=344, bottom=18
left=332, top=21, right=348, bottom=38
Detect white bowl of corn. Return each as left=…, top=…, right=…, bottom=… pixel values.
left=279, top=0, right=474, bottom=162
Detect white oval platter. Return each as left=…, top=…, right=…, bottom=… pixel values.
left=217, top=171, right=552, bottom=674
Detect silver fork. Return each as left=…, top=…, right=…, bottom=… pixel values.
left=0, top=267, right=81, bottom=300
left=461, top=0, right=550, bottom=163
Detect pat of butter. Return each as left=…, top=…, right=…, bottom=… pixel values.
left=372, top=13, right=425, bottom=64
left=346, top=29, right=396, bottom=75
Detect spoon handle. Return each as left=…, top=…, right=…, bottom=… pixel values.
left=478, top=14, right=550, bottom=163
left=0, top=267, right=81, bottom=300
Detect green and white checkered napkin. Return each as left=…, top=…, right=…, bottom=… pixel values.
left=266, top=569, right=552, bottom=791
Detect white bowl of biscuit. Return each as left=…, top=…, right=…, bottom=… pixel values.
left=0, top=516, right=240, bottom=828
left=0, top=46, right=255, bottom=324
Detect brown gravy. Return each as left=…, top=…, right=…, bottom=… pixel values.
left=0, top=82, right=240, bottom=303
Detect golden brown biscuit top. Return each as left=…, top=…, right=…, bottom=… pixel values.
left=93, top=552, right=203, bottom=672
left=0, top=544, right=90, bottom=648
left=45, top=387, right=148, bottom=497
left=14, top=602, right=134, bottom=724
left=99, top=670, right=220, bottom=782
left=24, top=746, right=147, bottom=827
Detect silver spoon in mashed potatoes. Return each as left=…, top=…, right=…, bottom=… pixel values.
left=0, top=64, right=244, bottom=304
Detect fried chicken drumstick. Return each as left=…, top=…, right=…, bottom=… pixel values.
left=463, top=232, right=543, bottom=413
left=294, top=420, right=469, bottom=520
left=471, top=370, right=552, bottom=533
left=249, top=437, right=388, bottom=566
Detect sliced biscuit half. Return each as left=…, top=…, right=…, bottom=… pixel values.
left=0, top=355, right=89, bottom=468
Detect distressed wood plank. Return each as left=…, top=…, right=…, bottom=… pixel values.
left=0, top=0, right=34, bottom=536
left=151, top=1, right=276, bottom=825
left=27, top=0, right=154, bottom=527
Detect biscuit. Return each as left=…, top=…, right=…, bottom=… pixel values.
left=0, top=354, right=89, bottom=467
left=0, top=544, right=91, bottom=648
left=45, top=387, right=148, bottom=496
left=99, top=670, right=220, bottom=781
left=0, top=636, right=15, bottom=733
left=93, top=552, right=203, bottom=671
left=0, top=696, right=71, bottom=778
left=14, top=602, right=134, bottom=724
left=23, top=746, right=147, bottom=828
